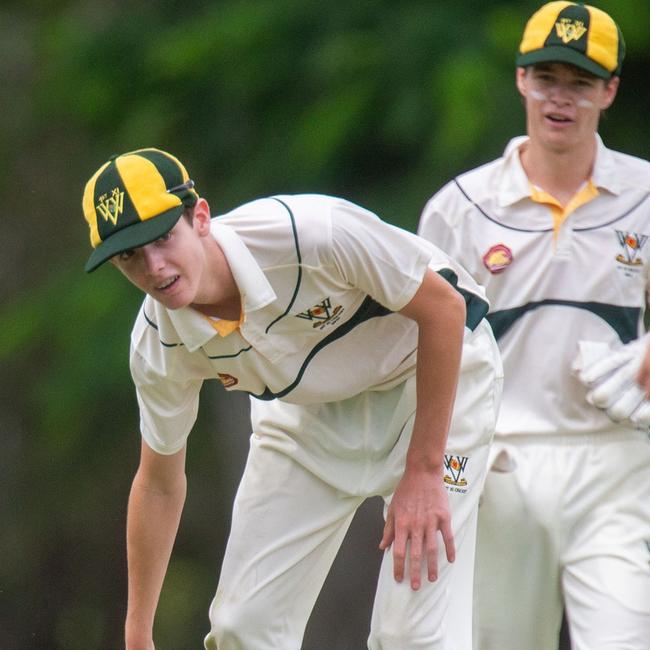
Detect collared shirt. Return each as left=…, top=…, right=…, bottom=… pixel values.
left=131, top=194, right=489, bottom=454
left=419, top=136, right=650, bottom=437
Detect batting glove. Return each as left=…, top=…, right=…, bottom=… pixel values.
left=572, top=335, right=650, bottom=430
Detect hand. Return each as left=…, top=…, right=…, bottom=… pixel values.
left=636, top=339, right=650, bottom=397
left=379, top=467, right=455, bottom=590
left=573, top=336, right=650, bottom=429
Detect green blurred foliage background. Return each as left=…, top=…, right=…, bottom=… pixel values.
left=2, top=1, right=648, bottom=648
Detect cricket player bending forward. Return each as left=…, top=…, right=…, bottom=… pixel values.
left=82, top=148, right=503, bottom=649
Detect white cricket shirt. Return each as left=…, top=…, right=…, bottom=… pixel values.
left=130, top=194, right=489, bottom=454
left=419, top=136, right=650, bottom=438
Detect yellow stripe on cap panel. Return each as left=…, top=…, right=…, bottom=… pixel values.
left=83, top=160, right=111, bottom=247
left=585, top=4, right=619, bottom=73
left=520, top=1, right=574, bottom=53
left=117, top=154, right=181, bottom=222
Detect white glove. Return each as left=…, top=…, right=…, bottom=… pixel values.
left=573, top=335, right=650, bottom=429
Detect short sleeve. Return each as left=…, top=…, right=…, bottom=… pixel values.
left=130, top=347, right=203, bottom=455
left=329, top=200, right=440, bottom=311
left=418, top=182, right=466, bottom=261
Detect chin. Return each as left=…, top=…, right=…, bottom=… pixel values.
left=154, top=292, right=194, bottom=311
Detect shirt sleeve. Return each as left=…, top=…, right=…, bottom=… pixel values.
left=329, top=199, right=444, bottom=311
left=418, top=182, right=466, bottom=262
left=130, top=346, right=203, bottom=455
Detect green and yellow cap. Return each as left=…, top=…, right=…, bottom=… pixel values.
left=517, top=1, right=625, bottom=79
left=82, top=148, right=198, bottom=272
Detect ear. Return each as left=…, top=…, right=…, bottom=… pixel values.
left=600, top=75, right=619, bottom=110
left=193, top=198, right=213, bottom=236
left=515, top=67, right=528, bottom=99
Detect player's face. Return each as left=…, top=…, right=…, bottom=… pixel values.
left=516, top=63, right=618, bottom=153
left=110, top=208, right=210, bottom=311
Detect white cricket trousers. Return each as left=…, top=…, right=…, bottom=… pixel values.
left=204, top=320, right=503, bottom=650
left=474, top=431, right=650, bottom=650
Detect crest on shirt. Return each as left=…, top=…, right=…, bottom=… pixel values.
left=615, top=230, right=647, bottom=266
left=295, top=297, right=344, bottom=330
left=482, top=244, right=513, bottom=274
left=217, top=373, right=238, bottom=388
left=443, top=454, right=469, bottom=494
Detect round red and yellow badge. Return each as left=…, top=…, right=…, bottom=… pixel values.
left=483, top=244, right=513, bottom=274
left=217, top=373, right=239, bottom=388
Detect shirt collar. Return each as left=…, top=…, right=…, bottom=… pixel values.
left=166, top=221, right=277, bottom=352
left=496, top=134, right=621, bottom=208
left=591, top=134, right=621, bottom=195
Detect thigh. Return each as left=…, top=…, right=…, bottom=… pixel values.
left=563, top=435, right=650, bottom=650
left=369, top=430, right=492, bottom=649
left=474, top=455, right=564, bottom=650
left=564, top=554, right=650, bottom=650
left=205, top=435, right=363, bottom=650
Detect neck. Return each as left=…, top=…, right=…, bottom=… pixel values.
left=191, top=238, right=242, bottom=320
left=520, top=136, right=597, bottom=206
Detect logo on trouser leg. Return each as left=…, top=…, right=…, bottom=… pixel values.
left=444, top=455, right=469, bottom=494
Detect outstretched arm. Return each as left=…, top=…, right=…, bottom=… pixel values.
left=379, top=268, right=466, bottom=590
left=125, top=441, right=187, bottom=650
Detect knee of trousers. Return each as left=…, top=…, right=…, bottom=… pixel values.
left=206, top=598, right=275, bottom=649
left=367, top=624, right=444, bottom=650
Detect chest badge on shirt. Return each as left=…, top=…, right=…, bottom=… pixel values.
left=615, top=230, right=647, bottom=267
left=217, top=373, right=239, bottom=388
left=482, top=244, right=513, bottom=274
left=295, top=297, right=344, bottom=330
left=443, top=455, right=469, bottom=494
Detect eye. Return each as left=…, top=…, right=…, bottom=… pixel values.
left=118, top=249, right=135, bottom=262
left=158, top=230, right=173, bottom=243
left=533, top=73, right=554, bottom=85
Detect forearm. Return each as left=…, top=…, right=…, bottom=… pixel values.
left=381, top=269, right=466, bottom=586
left=125, top=454, right=187, bottom=647
left=406, top=290, right=465, bottom=474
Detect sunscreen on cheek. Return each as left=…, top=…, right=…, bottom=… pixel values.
left=530, top=89, right=548, bottom=101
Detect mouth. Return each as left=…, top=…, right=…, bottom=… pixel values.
left=545, top=112, right=573, bottom=124
left=156, top=275, right=180, bottom=292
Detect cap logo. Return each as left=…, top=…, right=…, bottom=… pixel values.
left=555, top=18, right=587, bottom=44
left=96, top=187, right=125, bottom=226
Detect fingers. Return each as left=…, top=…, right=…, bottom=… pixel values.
left=606, top=384, right=646, bottom=421
left=379, top=518, right=394, bottom=555
left=385, top=521, right=455, bottom=590
left=408, top=532, right=424, bottom=590
left=425, top=526, right=439, bottom=584
left=631, top=400, right=650, bottom=427
left=440, top=517, right=456, bottom=564
left=579, top=350, right=631, bottom=385
left=587, top=363, right=639, bottom=408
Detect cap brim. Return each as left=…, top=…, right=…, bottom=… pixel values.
left=85, top=206, right=183, bottom=272
left=516, top=46, right=613, bottom=80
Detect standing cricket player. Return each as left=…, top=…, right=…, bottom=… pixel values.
left=81, top=149, right=502, bottom=649
left=418, top=3, right=650, bottom=649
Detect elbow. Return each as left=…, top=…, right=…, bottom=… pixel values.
left=447, top=288, right=466, bottom=329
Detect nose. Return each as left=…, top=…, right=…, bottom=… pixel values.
left=547, top=82, right=573, bottom=106
left=141, top=245, right=165, bottom=275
